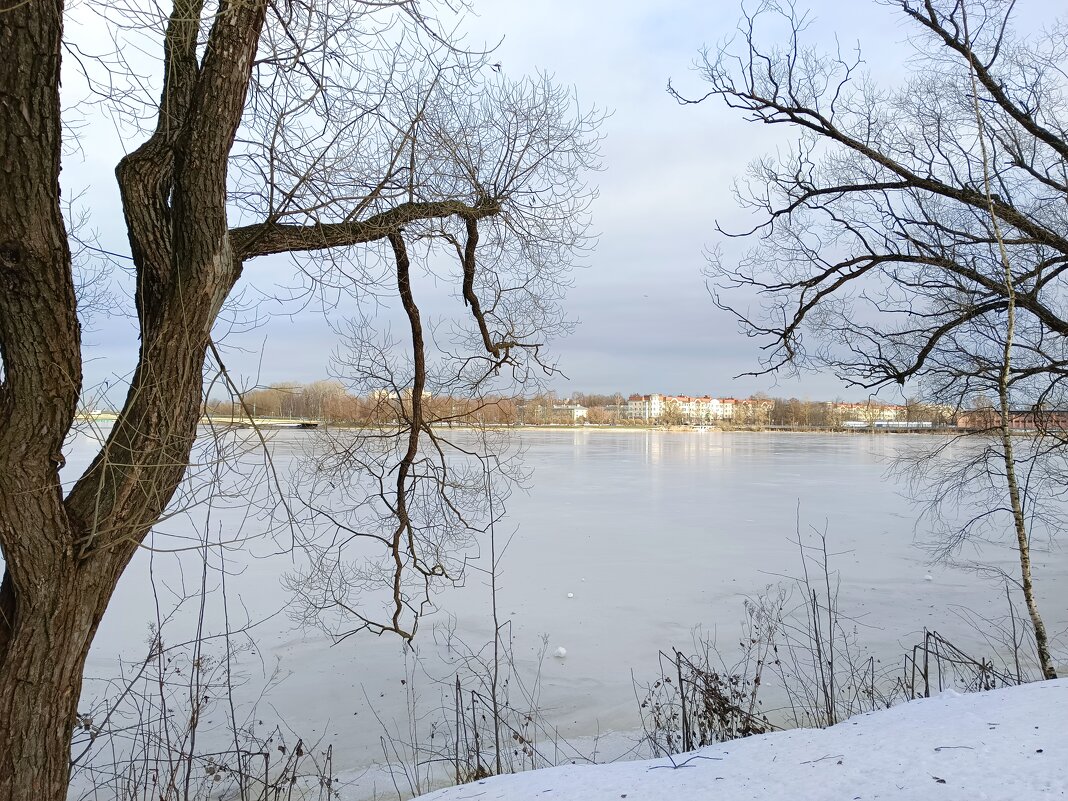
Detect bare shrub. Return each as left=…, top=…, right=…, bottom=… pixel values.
left=637, top=524, right=1045, bottom=753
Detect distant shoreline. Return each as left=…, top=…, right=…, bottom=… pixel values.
left=488, top=424, right=958, bottom=435
left=75, top=414, right=962, bottom=435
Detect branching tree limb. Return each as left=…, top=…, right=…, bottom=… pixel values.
left=689, top=0, right=1065, bottom=678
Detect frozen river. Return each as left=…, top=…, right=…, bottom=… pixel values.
left=71, top=428, right=1068, bottom=796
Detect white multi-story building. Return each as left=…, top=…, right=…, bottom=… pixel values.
left=825, top=401, right=905, bottom=424
left=553, top=403, right=588, bottom=422
left=626, top=394, right=738, bottom=422
left=627, top=393, right=663, bottom=421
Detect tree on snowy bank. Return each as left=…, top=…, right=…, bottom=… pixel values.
left=687, top=0, right=1066, bottom=679
left=0, top=2, right=599, bottom=799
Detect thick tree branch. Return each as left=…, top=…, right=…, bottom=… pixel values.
left=903, top=0, right=1068, bottom=164
left=231, top=198, right=502, bottom=259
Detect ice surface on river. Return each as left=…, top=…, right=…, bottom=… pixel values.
left=70, top=429, right=1068, bottom=789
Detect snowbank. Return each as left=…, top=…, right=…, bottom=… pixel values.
left=414, top=679, right=1067, bottom=800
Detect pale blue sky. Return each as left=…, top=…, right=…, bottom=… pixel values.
left=66, top=0, right=1006, bottom=405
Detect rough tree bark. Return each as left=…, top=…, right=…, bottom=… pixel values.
left=0, top=2, right=267, bottom=797
left=1, top=4, right=87, bottom=797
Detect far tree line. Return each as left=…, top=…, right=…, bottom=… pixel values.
left=200, top=382, right=959, bottom=428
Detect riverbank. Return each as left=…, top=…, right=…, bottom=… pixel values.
left=410, top=679, right=1068, bottom=801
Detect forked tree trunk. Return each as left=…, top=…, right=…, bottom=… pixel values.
left=0, top=3, right=267, bottom=799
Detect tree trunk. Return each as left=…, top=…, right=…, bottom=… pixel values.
left=0, top=3, right=83, bottom=793
left=0, top=3, right=267, bottom=799
left=960, top=1, right=1059, bottom=681
left=0, top=566, right=109, bottom=800
left=1000, top=428, right=1058, bottom=679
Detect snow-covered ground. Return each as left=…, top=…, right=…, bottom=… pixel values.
left=413, top=680, right=1068, bottom=801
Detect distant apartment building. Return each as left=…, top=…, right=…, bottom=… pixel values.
left=626, top=394, right=751, bottom=423
left=517, top=400, right=588, bottom=424
left=825, top=401, right=906, bottom=424
left=956, top=407, right=1068, bottom=431
left=627, top=394, right=664, bottom=421
left=553, top=403, right=588, bottom=423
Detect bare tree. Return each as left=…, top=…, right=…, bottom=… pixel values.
left=680, top=0, right=1066, bottom=678
left=0, top=2, right=599, bottom=798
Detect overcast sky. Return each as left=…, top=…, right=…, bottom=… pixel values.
left=69, top=0, right=971, bottom=405
left=457, top=0, right=903, bottom=401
